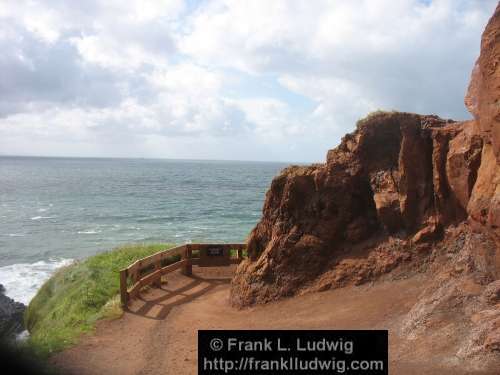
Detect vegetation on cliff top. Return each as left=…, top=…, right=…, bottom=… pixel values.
left=355, top=110, right=399, bottom=129
left=25, top=243, right=175, bottom=356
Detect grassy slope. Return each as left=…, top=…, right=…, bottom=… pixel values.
left=25, top=243, right=175, bottom=356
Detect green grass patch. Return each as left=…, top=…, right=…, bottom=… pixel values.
left=355, top=110, right=396, bottom=129
left=229, top=248, right=247, bottom=257
left=25, top=243, right=175, bottom=357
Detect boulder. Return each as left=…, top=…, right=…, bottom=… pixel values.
left=0, top=284, right=26, bottom=339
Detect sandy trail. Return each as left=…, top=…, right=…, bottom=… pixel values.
left=50, top=266, right=498, bottom=375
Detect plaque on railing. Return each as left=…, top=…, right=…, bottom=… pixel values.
left=199, top=246, right=231, bottom=267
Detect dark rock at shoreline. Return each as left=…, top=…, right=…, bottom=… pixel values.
left=0, top=284, right=26, bottom=339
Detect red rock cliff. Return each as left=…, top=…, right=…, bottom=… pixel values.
left=231, top=3, right=500, bottom=327
left=466, top=3, right=500, bottom=236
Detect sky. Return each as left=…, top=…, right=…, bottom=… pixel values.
left=0, top=0, right=497, bottom=163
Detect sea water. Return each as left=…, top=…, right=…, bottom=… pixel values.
left=0, top=156, right=288, bottom=303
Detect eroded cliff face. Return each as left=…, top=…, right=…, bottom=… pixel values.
left=231, top=113, right=479, bottom=304
left=466, top=3, right=500, bottom=237
left=231, top=2, right=500, bottom=358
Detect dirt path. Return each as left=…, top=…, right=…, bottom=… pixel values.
left=50, top=267, right=498, bottom=374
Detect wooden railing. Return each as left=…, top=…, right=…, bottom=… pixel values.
left=119, top=243, right=246, bottom=307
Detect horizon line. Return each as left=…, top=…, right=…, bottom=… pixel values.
left=0, top=154, right=315, bottom=165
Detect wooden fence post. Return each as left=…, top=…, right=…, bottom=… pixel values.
left=153, top=259, right=161, bottom=288
left=182, top=244, right=192, bottom=276
left=119, top=269, right=128, bottom=308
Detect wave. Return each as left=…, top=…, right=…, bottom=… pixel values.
left=30, top=216, right=55, bottom=221
left=77, top=230, right=102, bottom=234
left=136, top=215, right=186, bottom=223
left=0, top=258, right=73, bottom=304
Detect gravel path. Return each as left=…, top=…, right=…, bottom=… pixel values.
left=50, top=267, right=499, bottom=375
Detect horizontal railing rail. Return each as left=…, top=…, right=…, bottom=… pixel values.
left=119, top=243, right=246, bottom=307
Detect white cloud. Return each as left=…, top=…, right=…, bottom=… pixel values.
left=229, top=97, right=303, bottom=140
left=180, top=0, right=497, bottom=121
left=104, top=0, right=185, bottom=23
left=0, top=2, right=64, bottom=43
left=146, top=63, right=222, bottom=93
left=0, top=0, right=497, bottom=162
left=70, top=34, right=166, bottom=70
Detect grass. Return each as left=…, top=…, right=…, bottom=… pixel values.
left=355, top=110, right=397, bottom=129
left=25, top=243, right=175, bottom=357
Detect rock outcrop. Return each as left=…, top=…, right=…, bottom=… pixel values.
left=0, top=284, right=26, bottom=339
left=465, top=3, right=500, bottom=239
left=231, top=1, right=500, bottom=359
left=231, top=112, right=482, bottom=305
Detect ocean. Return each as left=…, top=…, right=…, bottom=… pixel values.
left=0, top=156, right=288, bottom=304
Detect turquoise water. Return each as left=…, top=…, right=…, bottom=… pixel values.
left=0, top=156, right=287, bottom=302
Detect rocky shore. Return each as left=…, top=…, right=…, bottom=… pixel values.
left=0, top=284, right=26, bottom=340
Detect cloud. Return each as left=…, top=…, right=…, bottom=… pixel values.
left=0, top=27, right=125, bottom=117
left=180, top=0, right=497, bottom=121
left=0, top=0, right=498, bottom=162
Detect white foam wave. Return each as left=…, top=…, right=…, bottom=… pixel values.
left=30, top=216, right=54, bottom=221
left=16, top=330, right=30, bottom=342
left=77, top=230, right=101, bottom=234
left=0, top=258, right=73, bottom=304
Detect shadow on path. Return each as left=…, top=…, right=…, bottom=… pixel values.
left=126, top=272, right=232, bottom=320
